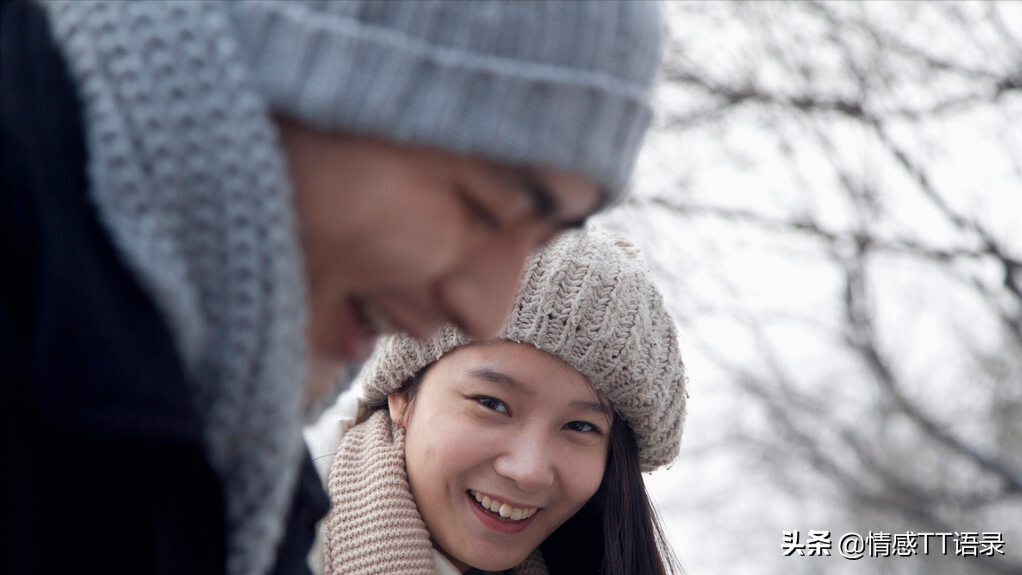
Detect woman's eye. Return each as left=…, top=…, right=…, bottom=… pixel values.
left=566, top=421, right=602, bottom=434
left=475, top=396, right=509, bottom=414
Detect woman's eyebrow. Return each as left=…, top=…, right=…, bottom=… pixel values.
left=466, top=367, right=530, bottom=394
left=571, top=399, right=614, bottom=419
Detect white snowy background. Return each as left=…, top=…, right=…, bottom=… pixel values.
left=596, top=2, right=1022, bottom=574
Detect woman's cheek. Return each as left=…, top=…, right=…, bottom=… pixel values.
left=564, top=446, right=608, bottom=501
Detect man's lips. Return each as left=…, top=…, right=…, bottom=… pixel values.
left=322, top=297, right=377, bottom=364
left=354, top=296, right=444, bottom=340
left=312, top=295, right=441, bottom=366
left=355, top=297, right=398, bottom=335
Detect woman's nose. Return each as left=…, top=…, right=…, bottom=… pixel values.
left=492, top=431, right=556, bottom=493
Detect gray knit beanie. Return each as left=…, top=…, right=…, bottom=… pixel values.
left=227, top=0, right=664, bottom=198
left=360, top=228, right=687, bottom=471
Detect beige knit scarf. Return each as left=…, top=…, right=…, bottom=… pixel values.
left=323, top=410, right=550, bottom=575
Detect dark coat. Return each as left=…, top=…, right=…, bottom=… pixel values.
left=1, top=2, right=328, bottom=573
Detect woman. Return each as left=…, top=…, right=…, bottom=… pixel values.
left=306, top=228, right=688, bottom=574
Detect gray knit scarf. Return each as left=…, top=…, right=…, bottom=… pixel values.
left=324, top=410, right=550, bottom=575
left=39, top=3, right=344, bottom=574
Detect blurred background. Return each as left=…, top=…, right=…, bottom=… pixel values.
left=594, top=2, right=1022, bottom=574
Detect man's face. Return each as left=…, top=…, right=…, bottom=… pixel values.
left=276, top=117, right=602, bottom=400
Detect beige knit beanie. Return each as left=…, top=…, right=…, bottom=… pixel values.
left=360, top=227, right=687, bottom=471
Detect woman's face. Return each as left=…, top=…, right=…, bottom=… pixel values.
left=388, top=341, right=612, bottom=571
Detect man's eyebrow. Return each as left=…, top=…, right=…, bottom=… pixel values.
left=514, top=170, right=557, bottom=221
left=512, top=169, right=604, bottom=229
left=466, top=367, right=532, bottom=395
left=560, top=215, right=590, bottom=230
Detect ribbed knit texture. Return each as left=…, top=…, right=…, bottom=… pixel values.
left=324, top=410, right=549, bottom=575
left=362, top=228, right=688, bottom=472
left=227, top=0, right=664, bottom=197
left=39, top=3, right=330, bottom=574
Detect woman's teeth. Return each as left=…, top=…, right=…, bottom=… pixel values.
left=470, top=490, right=537, bottom=521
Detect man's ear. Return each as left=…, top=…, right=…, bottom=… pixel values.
left=387, top=393, right=409, bottom=426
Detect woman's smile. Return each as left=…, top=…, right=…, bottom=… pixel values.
left=466, top=490, right=539, bottom=534
left=468, top=490, right=539, bottom=521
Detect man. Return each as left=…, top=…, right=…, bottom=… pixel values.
left=1, top=1, right=663, bottom=573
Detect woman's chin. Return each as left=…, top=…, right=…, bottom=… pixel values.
left=448, top=550, right=531, bottom=573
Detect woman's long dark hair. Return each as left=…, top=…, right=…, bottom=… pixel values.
left=541, top=413, right=682, bottom=575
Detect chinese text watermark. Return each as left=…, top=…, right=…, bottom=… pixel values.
left=782, top=530, right=1006, bottom=560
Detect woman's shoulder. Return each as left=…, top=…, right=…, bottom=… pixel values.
left=303, top=384, right=365, bottom=484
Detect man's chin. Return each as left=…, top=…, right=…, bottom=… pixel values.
left=301, top=355, right=370, bottom=424
left=303, top=356, right=344, bottom=407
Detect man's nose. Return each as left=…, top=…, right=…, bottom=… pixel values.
left=492, top=430, right=556, bottom=493
left=437, top=227, right=538, bottom=339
